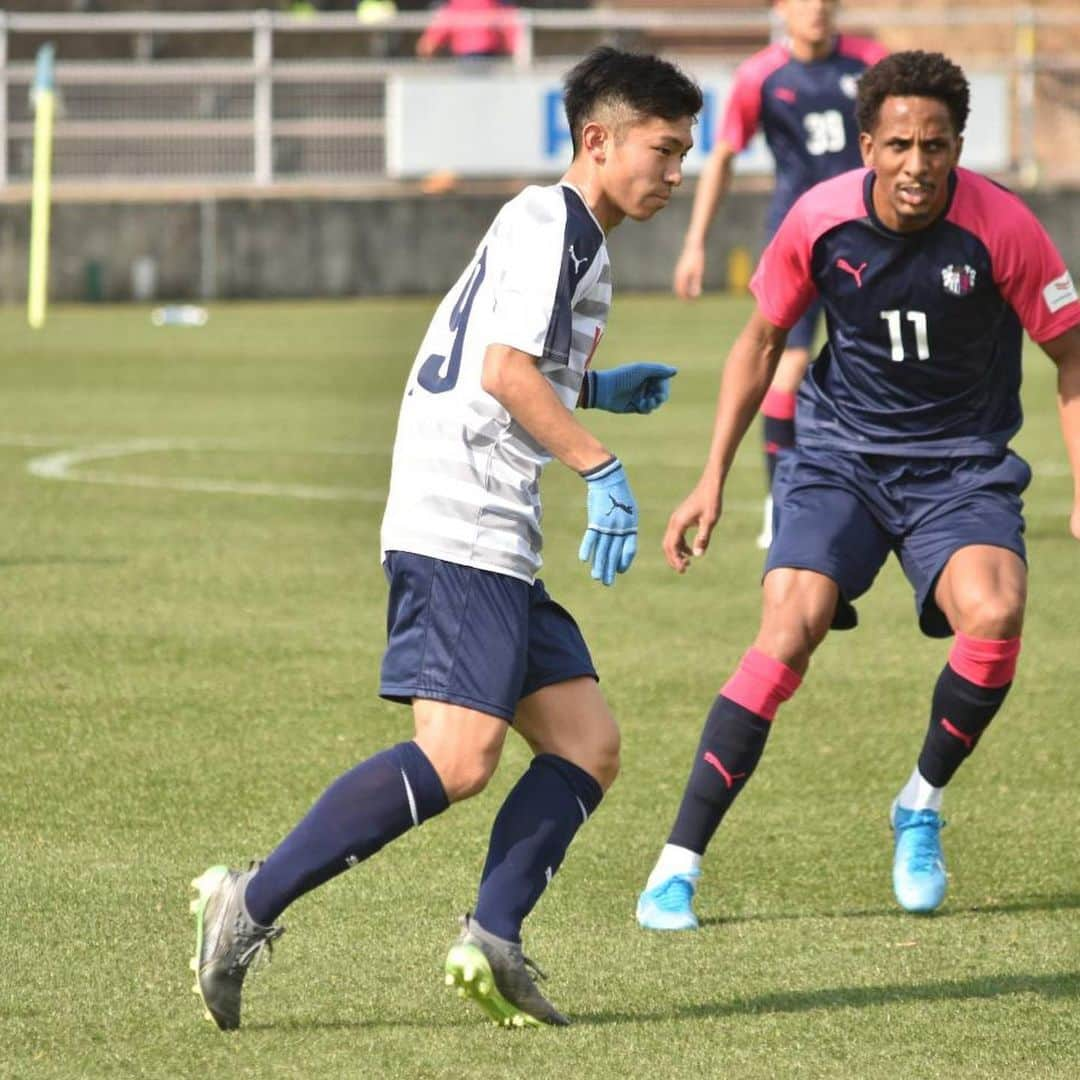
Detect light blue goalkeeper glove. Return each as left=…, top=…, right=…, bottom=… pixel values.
left=582, top=363, right=677, bottom=414
left=579, top=457, right=638, bottom=586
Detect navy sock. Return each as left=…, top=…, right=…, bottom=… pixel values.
left=245, top=741, right=448, bottom=926
left=763, top=415, right=796, bottom=486
left=473, top=753, right=603, bottom=943
left=917, top=664, right=1011, bottom=787
left=668, top=696, right=772, bottom=854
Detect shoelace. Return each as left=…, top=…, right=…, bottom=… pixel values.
left=230, top=921, right=285, bottom=975
left=897, top=814, right=946, bottom=873
left=521, top=954, right=547, bottom=983
left=655, top=874, right=695, bottom=912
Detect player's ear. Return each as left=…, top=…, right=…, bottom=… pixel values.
left=953, top=132, right=964, bottom=165
left=581, top=119, right=609, bottom=164
left=858, top=130, right=874, bottom=167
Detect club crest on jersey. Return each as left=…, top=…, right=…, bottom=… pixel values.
left=941, top=264, right=977, bottom=297
left=840, top=74, right=858, bottom=99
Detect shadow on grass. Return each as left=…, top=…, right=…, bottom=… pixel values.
left=242, top=1015, right=476, bottom=1032
left=578, top=971, right=1080, bottom=1026
left=698, top=891, right=1080, bottom=927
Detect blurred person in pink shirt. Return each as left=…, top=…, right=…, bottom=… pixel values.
left=415, top=0, right=521, bottom=60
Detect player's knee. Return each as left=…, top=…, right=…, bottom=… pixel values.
left=952, top=587, right=1026, bottom=639
left=419, top=739, right=501, bottom=802
left=759, top=572, right=834, bottom=669
left=587, top=729, right=621, bottom=792
left=533, top=721, right=620, bottom=791
left=439, top=755, right=498, bottom=801
left=754, top=615, right=828, bottom=673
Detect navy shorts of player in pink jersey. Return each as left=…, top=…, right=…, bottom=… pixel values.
left=751, top=165, right=1080, bottom=638
left=767, top=446, right=1031, bottom=638
left=379, top=551, right=597, bottom=721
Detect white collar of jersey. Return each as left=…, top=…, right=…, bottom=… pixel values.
left=559, top=182, right=605, bottom=237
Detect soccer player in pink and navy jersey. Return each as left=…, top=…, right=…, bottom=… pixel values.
left=638, top=50, right=1080, bottom=930
left=674, top=0, right=887, bottom=548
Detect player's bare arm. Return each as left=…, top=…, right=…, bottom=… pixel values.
left=673, top=141, right=736, bottom=300
left=481, top=343, right=613, bottom=473
left=664, top=309, right=788, bottom=571
left=1040, top=323, right=1080, bottom=539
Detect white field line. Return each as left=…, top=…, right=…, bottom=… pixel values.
left=8, top=433, right=1076, bottom=512
left=23, top=437, right=388, bottom=503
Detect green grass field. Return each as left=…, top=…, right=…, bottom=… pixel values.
left=1, top=296, right=1077, bottom=1079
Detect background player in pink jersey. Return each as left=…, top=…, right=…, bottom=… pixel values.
left=674, top=0, right=887, bottom=547
left=639, top=50, right=1080, bottom=930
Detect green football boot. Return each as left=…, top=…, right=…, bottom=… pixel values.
left=189, top=864, right=284, bottom=1031
left=444, top=913, right=569, bottom=1028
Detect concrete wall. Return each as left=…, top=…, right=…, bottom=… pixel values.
left=0, top=186, right=1077, bottom=304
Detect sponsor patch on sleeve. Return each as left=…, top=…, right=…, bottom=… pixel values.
left=1043, top=270, right=1079, bottom=314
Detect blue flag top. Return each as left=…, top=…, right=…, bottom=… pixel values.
left=34, top=43, right=55, bottom=93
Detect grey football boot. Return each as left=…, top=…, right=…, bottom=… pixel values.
left=444, top=913, right=569, bottom=1027
left=189, top=864, right=284, bottom=1030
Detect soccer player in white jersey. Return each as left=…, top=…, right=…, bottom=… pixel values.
left=190, top=47, right=702, bottom=1031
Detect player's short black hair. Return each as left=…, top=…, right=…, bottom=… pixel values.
left=563, top=46, right=703, bottom=155
left=856, top=50, right=970, bottom=136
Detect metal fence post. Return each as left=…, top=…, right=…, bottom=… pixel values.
left=0, top=12, right=8, bottom=188
left=514, top=11, right=533, bottom=70
left=254, top=9, right=273, bottom=186
left=1015, top=4, right=1037, bottom=187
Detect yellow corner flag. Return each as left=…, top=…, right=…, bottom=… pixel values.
left=28, top=43, right=56, bottom=330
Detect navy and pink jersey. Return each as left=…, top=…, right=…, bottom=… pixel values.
left=750, top=167, right=1080, bottom=457
left=721, top=35, right=888, bottom=233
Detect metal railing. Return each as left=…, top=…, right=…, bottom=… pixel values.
left=0, top=7, right=1078, bottom=190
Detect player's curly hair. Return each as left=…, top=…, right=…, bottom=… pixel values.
left=856, top=51, right=970, bottom=136
left=563, top=46, right=703, bottom=155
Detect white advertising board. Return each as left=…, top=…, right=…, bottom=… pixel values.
left=385, top=67, right=1009, bottom=179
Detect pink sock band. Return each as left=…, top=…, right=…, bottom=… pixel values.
left=949, top=632, right=1021, bottom=689
left=761, top=387, right=797, bottom=420
left=721, top=648, right=802, bottom=721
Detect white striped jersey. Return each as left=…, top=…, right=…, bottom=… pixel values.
left=380, top=182, right=611, bottom=582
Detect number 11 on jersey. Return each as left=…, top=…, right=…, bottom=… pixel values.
left=880, top=309, right=930, bottom=363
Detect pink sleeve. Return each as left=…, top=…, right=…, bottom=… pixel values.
left=718, top=62, right=763, bottom=153
left=719, top=46, right=788, bottom=152
left=419, top=6, right=453, bottom=51
left=749, top=203, right=818, bottom=329
left=837, top=35, right=889, bottom=67
left=954, top=172, right=1080, bottom=342
left=998, top=218, right=1080, bottom=342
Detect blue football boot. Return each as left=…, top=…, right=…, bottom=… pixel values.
left=891, top=801, right=948, bottom=914
left=636, top=869, right=700, bottom=931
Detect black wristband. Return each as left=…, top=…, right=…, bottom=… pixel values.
left=579, top=455, right=619, bottom=480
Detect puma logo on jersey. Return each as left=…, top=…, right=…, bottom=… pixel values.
left=774, top=87, right=797, bottom=104
left=568, top=245, right=589, bottom=274
left=836, top=258, right=868, bottom=288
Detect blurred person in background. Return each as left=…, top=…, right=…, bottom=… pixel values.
left=674, top=0, right=887, bottom=549
left=416, top=0, right=521, bottom=60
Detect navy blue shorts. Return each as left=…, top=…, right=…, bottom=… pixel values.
left=766, top=447, right=1031, bottom=638
left=379, top=551, right=598, bottom=721
left=786, top=298, right=822, bottom=351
